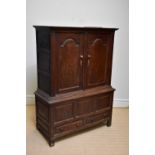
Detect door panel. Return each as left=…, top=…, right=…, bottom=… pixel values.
left=86, top=33, right=109, bottom=88
left=95, top=95, right=111, bottom=112
left=55, top=32, right=84, bottom=93
left=75, top=97, right=96, bottom=117
left=54, top=102, right=74, bottom=122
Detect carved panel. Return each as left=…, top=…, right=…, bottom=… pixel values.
left=86, top=34, right=109, bottom=88
left=60, top=38, right=79, bottom=47
left=95, top=95, right=111, bottom=111
left=54, top=102, right=74, bottom=122
left=75, top=97, right=96, bottom=117
left=55, top=32, right=83, bottom=93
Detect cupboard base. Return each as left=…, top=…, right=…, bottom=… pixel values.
left=35, top=86, right=115, bottom=146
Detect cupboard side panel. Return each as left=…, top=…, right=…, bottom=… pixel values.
left=106, top=32, right=115, bottom=85
left=35, top=27, right=51, bottom=95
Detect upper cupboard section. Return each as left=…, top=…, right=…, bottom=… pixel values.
left=34, top=26, right=117, bottom=96
left=51, top=30, right=115, bottom=95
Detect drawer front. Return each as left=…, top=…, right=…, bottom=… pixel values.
left=85, top=110, right=110, bottom=125
left=55, top=120, right=83, bottom=134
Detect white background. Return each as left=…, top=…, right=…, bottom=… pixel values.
left=26, top=0, right=129, bottom=107
left=0, top=0, right=155, bottom=155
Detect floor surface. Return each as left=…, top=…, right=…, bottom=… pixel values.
left=26, top=105, right=128, bottom=155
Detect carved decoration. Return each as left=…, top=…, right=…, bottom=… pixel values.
left=60, top=38, right=79, bottom=47
left=91, top=38, right=107, bottom=47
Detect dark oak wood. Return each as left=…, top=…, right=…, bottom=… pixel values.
left=86, top=32, right=110, bottom=87
left=34, top=26, right=118, bottom=146
left=53, top=32, right=84, bottom=93
left=36, top=27, right=51, bottom=94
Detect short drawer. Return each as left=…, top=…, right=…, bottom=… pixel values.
left=55, top=120, right=83, bottom=134
left=85, top=110, right=110, bottom=124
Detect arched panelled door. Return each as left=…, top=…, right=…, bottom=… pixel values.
left=85, top=33, right=109, bottom=88
left=53, top=31, right=111, bottom=94
left=54, top=32, right=84, bottom=93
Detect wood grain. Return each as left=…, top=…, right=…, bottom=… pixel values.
left=34, top=26, right=118, bottom=146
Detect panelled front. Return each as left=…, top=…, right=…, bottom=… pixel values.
left=54, top=101, right=74, bottom=124
left=53, top=32, right=84, bottom=94
left=53, top=93, right=113, bottom=134
left=52, top=93, right=113, bottom=137
left=75, top=96, right=96, bottom=117
left=75, top=93, right=112, bottom=118
left=85, top=32, right=110, bottom=88
left=51, top=30, right=114, bottom=95
left=95, top=94, right=112, bottom=112
left=35, top=28, right=115, bottom=96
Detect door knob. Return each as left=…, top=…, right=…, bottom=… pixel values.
left=80, top=55, right=83, bottom=59
left=87, top=55, right=91, bottom=67
left=80, top=55, right=83, bottom=66
left=88, top=54, right=91, bottom=58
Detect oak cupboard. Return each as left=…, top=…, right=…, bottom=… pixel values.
left=34, top=26, right=118, bottom=146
